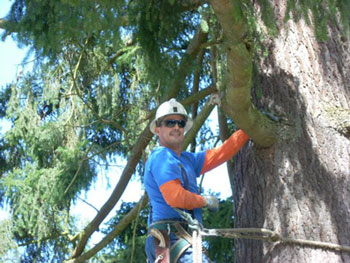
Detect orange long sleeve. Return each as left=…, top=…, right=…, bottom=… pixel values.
left=201, top=129, right=249, bottom=174
left=159, top=179, right=205, bottom=210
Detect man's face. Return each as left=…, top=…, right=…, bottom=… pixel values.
left=155, top=114, right=186, bottom=151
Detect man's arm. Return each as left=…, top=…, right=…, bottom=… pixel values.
left=158, top=130, right=249, bottom=210
left=160, top=180, right=219, bottom=212
left=200, top=129, right=249, bottom=174
left=159, top=179, right=205, bottom=210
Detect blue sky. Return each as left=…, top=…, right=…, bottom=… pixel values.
left=0, top=1, right=28, bottom=136
left=0, top=1, right=28, bottom=89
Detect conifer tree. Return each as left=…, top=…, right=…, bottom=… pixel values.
left=1, top=0, right=349, bottom=262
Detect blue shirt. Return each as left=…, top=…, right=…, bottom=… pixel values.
left=144, top=146, right=206, bottom=224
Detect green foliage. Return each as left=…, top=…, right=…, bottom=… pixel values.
left=1, top=68, right=97, bottom=253
left=0, top=85, right=12, bottom=118
left=4, top=0, right=125, bottom=57
left=0, top=219, right=18, bottom=260
left=128, top=0, right=199, bottom=82
left=0, top=215, right=73, bottom=263
left=93, top=202, right=149, bottom=262
left=0, top=37, right=157, bottom=259
left=202, top=198, right=236, bottom=261
left=1, top=0, right=349, bottom=261
left=19, top=236, right=71, bottom=263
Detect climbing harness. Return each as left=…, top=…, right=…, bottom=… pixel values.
left=148, top=220, right=193, bottom=263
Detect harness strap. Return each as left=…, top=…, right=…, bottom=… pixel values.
left=171, top=222, right=193, bottom=263
left=151, top=229, right=170, bottom=263
left=149, top=221, right=193, bottom=263
left=178, top=163, right=196, bottom=219
left=170, top=238, right=191, bottom=263
left=173, top=222, right=192, bottom=243
left=150, top=228, right=168, bottom=248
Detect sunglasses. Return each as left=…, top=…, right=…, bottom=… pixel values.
left=162, top=119, right=187, bottom=128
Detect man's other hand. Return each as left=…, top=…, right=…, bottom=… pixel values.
left=203, top=196, right=219, bottom=212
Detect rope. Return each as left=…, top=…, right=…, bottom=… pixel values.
left=174, top=209, right=202, bottom=232
left=175, top=209, right=350, bottom=254
left=192, top=230, right=202, bottom=263
left=175, top=209, right=203, bottom=262
left=201, top=228, right=350, bottom=252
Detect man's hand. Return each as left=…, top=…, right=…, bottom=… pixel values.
left=203, top=195, right=219, bottom=212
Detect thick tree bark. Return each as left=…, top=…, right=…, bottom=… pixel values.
left=234, top=2, right=350, bottom=262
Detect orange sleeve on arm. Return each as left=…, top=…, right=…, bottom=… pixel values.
left=201, top=129, right=249, bottom=174
left=159, top=179, right=205, bottom=210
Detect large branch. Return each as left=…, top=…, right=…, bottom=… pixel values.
left=210, top=0, right=277, bottom=147
left=0, top=19, right=5, bottom=29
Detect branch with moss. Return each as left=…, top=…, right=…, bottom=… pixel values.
left=210, top=0, right=277, bottom=147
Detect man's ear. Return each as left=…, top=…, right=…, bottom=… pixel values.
left=154, top=127, right=160, bottom=135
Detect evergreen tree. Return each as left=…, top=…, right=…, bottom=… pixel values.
left=0, top=0, right=349, bottom=262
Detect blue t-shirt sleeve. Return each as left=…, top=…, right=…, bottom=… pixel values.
left=150, top=149, right=183, bottom=187
left=183, top=151, right=206, bottom=177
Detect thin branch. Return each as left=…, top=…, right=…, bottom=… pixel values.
left=182, top=100, right=216, bottom=150
left=66, top=194, right=149, bottom=263
left=130, top=193, right=144, bottom=263
left=64, top=142, right=94, bottom=195
left=165, top=23, right=209, bottom=100
left=76, top=197, right=99, bottom=214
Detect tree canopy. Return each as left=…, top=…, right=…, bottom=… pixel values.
left=0, top=0, right=349, bottom=262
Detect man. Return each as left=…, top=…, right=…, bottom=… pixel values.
left=144, top=98, right=249, bottom=263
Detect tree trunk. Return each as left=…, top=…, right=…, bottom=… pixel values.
left=233, top=3, right=350, bottom=263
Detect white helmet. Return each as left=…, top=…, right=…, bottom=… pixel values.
left=150, top=98, right=193, bottom=134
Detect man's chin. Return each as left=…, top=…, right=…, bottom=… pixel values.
left=169, top=136, right=183, bottom=144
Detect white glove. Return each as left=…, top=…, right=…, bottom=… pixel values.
left=203, top=195, right=219, bottom=212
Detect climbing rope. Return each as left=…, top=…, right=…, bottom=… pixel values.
left=174, top=209, right=350, bottom=257
left=174, top=209, right=203, bottom=263
left=192, top=230, right=202, bottom=263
